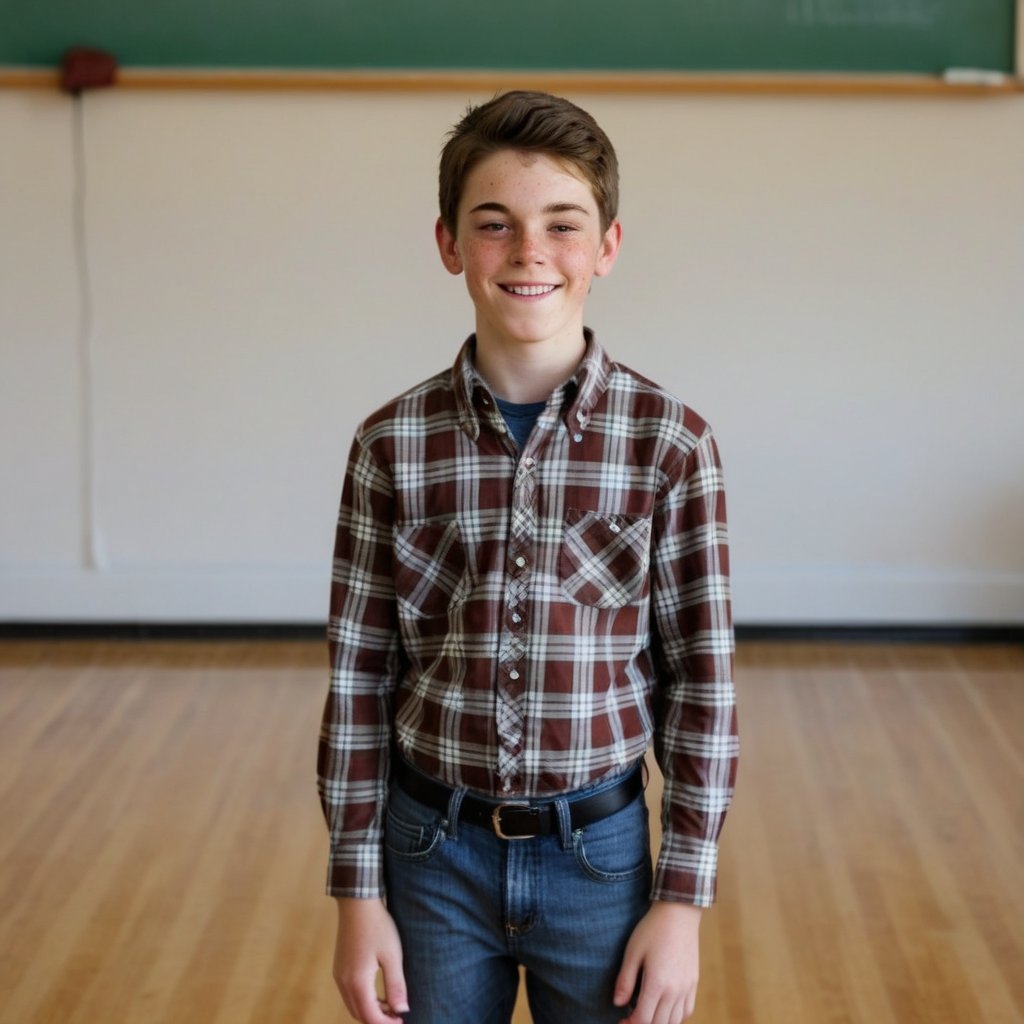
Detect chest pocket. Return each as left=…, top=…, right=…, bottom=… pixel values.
left=393, top=519, right=468, bottom=619
left=560, top=509, right=652, bottom=609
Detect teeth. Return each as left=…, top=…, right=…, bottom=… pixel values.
left=505, top=284, right=556, bottom=296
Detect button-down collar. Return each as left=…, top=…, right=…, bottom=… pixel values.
left=453, top=329, right=611, bottom=442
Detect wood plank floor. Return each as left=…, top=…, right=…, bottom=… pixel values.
left=0, top=640, right=1021, bottom=1023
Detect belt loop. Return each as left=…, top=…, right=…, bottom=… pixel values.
left=553, top=797, right=573, bottom=850
left=446, top=785, right=467, bottom=840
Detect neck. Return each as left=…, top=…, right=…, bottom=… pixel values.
left=473, top=332, right=587, bottom=404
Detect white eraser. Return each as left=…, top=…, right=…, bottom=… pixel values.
left=943, top=67, right=1007, bottom=86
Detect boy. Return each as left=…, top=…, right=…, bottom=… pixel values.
left=319, top=90, right=737, bottom=1024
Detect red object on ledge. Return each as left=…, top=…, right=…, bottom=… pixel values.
left=60, top=48, right=118, bottom=94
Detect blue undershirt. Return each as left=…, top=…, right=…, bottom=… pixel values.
left=494, top=396, right=547, bottom=451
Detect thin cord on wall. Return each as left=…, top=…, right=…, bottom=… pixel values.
left=71, top=95, right=106, bottom=570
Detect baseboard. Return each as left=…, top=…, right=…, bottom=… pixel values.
left=0, top=621, right=326, bottom=640
left=1, top=621, right=1021, bottom=644
left=733, top=623, right=1024, bottom=644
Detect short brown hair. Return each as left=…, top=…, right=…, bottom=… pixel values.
left=438, top=90, right=619, bottom=235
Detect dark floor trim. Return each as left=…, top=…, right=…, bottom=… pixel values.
left=1, top=622, right=1022, bottom=644
left=0, top=622, right=327, bottom=641
left=734, top=624, right=1024, bottom=645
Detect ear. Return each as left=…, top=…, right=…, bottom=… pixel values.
left=435, top=217, right=463, bottom=276
left=593, top=219, right=623, bottom=278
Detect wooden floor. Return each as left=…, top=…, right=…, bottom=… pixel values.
left=0, top=640, right=1021, bottom=1024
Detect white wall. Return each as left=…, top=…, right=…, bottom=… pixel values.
left=2, top=87, right=1022, bottom=624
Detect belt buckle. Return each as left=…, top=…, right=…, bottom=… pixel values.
left=491, top=801, right=534, bottom=840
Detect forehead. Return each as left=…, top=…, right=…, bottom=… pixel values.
left=459, top=149, right=598, bottom=213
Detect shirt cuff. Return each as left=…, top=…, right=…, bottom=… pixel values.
left=326, top=840, right=385, bottom=900
left=651, top=834, right=720, bottom=908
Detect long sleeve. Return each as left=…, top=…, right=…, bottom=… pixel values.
left=317, top=432, right=400, bottom=899
left=648, top=427, right=738, bottom=907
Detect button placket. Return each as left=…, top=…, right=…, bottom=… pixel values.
left=568, top=404, right=590, bottom=445
left=496, top=439, right=539, bottom=789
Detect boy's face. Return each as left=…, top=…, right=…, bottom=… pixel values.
left=436, top=149, right=621, bottom=356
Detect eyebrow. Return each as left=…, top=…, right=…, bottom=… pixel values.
left=467, top=201, right=592, bottom=217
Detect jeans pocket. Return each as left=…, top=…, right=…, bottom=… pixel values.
left=384, top=788, right=447, bottom=862
left=572, top=796, right=652, bottom=884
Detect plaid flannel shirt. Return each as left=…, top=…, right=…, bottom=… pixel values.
left=319, top=332, right=737, bottom=906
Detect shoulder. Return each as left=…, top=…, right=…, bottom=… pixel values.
left=355, top=367, right=456, bottom=447
left=603, top=359, right=715, bottom=456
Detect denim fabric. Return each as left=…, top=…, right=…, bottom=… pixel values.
left=383, top=769, right=652, bottom=1024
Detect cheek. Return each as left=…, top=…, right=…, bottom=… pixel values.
left=562, top=248, right=601, bottom=284
left=459, top=241, right=502, bottom=277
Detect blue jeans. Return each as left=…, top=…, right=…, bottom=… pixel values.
left=383, top=767, right=652, bottom=1024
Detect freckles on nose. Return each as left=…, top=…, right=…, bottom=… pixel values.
left=513, top=234, right=544, bottom=262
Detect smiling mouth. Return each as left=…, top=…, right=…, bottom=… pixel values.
left=500, top=284, right=559, bottom=296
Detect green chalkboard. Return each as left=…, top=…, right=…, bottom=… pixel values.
left=0, top=0, right=1016, bottom=75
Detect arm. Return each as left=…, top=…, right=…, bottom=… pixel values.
left=648, top=426, right=737, bottom=907
left=318, top=433, right=406, bottom=1014
left=616, top=426, right=737, bottom=1023
left=333, top=898, right=409, bottom=1024
left=317, top=431, right=400, bottom=900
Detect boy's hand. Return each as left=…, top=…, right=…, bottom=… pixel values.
left=613, top=901, right=702, bottom=1024
left=333, top=897, right=409, bottom=1023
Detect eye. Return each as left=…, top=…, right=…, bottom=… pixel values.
left=550, top=224, right=579, bottom=234
left=479, top=222, right=509, bottom=233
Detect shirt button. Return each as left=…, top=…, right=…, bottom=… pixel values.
left=609, top=522, right=621, bottom=534
left=509, top=669, right=520, bottom=680
left=523, top=457, right=535, bottom=468
left=511, top=613, right=522, bottom=624
left=573, top=433, right=583, bottom=443
left=515, top=556, right=527, bottom=568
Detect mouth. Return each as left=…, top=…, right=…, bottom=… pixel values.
left=499, top=284, right=559, bottom=297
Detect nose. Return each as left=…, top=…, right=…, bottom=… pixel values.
left=511, top=228, right=545, bottom=264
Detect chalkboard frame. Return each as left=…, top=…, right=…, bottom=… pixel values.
left=4, top=67, right=1024, bottom=96
left=1, top=0, right=1021, bottom=96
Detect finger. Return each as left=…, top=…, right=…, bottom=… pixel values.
left=376, top=997, right=406, bottom=1020
left=683, top=985, right=698, bottom=1020
left=336, top=985, right=356, bottom=1022
left=625, top=975, right=681, bottom=1024
left=348, top=973, right=396, bottom=1024
left=379, top=946, right=410, bottom=1016
left=613, top=951, right=640, bottom=1008
left=623, top=983, right=658, bottom=1024
left=334, top=970, right=358, bottom=1020
left=655, top=992, right=683, bottom=1024
left=355, top=998, right=397, bottom=1024
left=665, top=995, right=684, bottom=1024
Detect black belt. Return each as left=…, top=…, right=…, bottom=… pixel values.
left=393, top=759, right=644, bottom=840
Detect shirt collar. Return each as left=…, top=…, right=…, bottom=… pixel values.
left=452, top=328, right=612, bottom=442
